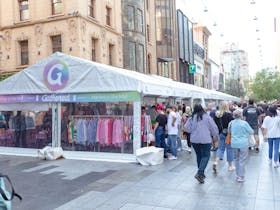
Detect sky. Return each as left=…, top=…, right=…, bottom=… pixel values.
left=177, top=0, right=279, bottom=76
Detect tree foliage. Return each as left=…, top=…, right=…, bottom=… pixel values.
left=250, top=69, right=280, bottom=101
left=224, top=79, right=245, bottom=98
left=0, top=72, right=14, bottom=81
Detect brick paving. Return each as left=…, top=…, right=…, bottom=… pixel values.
left=1, top=139, right=279, bottom=210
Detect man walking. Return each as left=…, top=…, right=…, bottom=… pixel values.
left=243, top=98, right=262, bottom=153
left=167, top=106, right=178, bottom=160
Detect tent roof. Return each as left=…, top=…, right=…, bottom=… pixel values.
left=0, top=52, right=239, bottom=101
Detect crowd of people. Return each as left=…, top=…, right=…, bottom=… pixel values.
left=146, top=98, right=280, bottom=184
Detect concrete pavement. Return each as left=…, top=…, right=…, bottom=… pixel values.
left=1, top=141, right=280, bottom=210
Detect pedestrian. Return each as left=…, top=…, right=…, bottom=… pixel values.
left=231, top=109, right=254, bottom=182
left=206, top=102, right=217, bottom=118
left=261, top=106, right=280, bottom=167
left=176, top=105, right=182, bottom=152
left=181, top=106, right=192, bottom=153
left=184, top=104, right=219, bottom=184
left=14, top=111, right=27, bottom=147
left=243, top=98, right=262, bottom=152
left=213, top=101, right=235, bottom=173
left=154, top=104, right=168, bottom=159
left=167, top=105, right=178, bottom=160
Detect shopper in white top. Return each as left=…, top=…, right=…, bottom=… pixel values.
left=261, top=106, right=280, bottom=167
left=176, top=105, right=182, bottom=151
left=167, top=106, right=178, bottom=160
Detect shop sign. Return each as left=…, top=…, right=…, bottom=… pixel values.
left=43, top=59, right=69, bottom=91
left=189, top=64, right=196, bottom=73
left=0, top=92, right=140, bottom=103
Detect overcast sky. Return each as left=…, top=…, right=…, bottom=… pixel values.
left=177, top=0, right=279, bottom=76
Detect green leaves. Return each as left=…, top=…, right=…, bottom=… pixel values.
left=250, top=69, right=280, bottom=101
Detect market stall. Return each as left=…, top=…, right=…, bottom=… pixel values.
left=0, top=52, right=239, bottom=162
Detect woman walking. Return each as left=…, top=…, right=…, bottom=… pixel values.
left=213, top=101, right=234, bottom=173
left=184, top=104, right=219, bottom=184
left=230, top=109, right=253, bottom=182
left=261, top=106, right=280, bottom=167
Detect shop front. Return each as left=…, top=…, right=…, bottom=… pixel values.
left=0, top=52, right=175, bottom=162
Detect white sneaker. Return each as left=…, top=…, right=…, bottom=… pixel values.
left=168, top=155, right=177, bottom=160
left=228, top=165, right=236, bottom=171
left=177, top=148, right=182, bottom=152
left=273, top=162, right=280, bottom=168
left=236, top=176, right=245, bottom=182
left=268, top=159, right=272, bottom=165
left=187, top=147, right=192, bottom=153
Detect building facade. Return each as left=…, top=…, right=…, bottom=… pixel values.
left=220, top=43, right=250, bottom=95
left=144, top=0, right=157, bottom=75
left=193, top=25, right=211, bottom=88
left=177, top=9, right=194, bottom=84
left=0, top=0, right=123, bottom=75
left=121, top=0, right=145, bottom=73
left=155, top=0, right=177, bottom=80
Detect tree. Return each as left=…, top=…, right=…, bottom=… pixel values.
left=224, top=79, right=245, bottom=98
left=250, top=69, right=280, bottom=101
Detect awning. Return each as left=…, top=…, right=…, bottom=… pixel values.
left=157, top=57, right=175, bottom=62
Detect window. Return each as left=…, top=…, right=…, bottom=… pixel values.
left=19, top=0, right=29, bottom=21
left=127, top=6, right=134, bottom=31
left=106, top=6, right=112, bottom=26
left=147, top=24, right=150, bottom=42
left=136, top=44, right=144, bottom=73
left=136, top=9, right=143, bottom=33
left=128, top=42, right=136, bottom=70
left=19, top=40, right=29, bottom=65
left=52, top=0, right=62, bottom=15
left=108, top=44, right=114, bottom=65
left=147, top=54, right=151, bottom=74
left=91, top=38, right=98, bottom=61
left=88, top=0, right=95, bottom=18
left=51, top=35, right=62, bottom=52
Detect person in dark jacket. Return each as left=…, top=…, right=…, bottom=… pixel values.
left=14, top=111, right=27, bottom=147
left=213, top=101, right=234, bottom=174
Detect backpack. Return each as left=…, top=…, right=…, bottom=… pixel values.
left=0, top=174, right=22, bottom=210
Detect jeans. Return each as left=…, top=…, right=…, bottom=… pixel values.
left=192, top=143, right=212, bottom=177
left=216, top=133, right=233, bottom=162
left=233, top=147, right=248, bottom=178
left=15, top=130, right=27, bottom=148
left=155, top=126, right=167, bottom=156
left=168, top=134, right=177, bottom=157
left=177, top=124, right=182, bottom=149
left=268, top=138, right=280, bottom=162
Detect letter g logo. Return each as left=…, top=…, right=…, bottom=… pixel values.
left=43, top=60, right=69, bottom=91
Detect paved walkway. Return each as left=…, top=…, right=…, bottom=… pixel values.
left=1, top=139, right=280, bottom=210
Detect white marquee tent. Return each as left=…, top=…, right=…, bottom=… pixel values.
left=0, top=52, right=239, bottom=162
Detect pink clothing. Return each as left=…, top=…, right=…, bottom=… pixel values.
left=112, top=119, right=123, bottom=146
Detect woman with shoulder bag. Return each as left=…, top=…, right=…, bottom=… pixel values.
left=213, top=101, right=234, bottom=173
left=230, top=109, right=253, bottom=182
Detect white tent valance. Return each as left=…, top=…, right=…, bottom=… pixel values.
left=0, top=52, right=239, bottom=102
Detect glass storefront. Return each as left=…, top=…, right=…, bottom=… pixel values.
left=0, top=102, right=135, bottom=154
left=0, top=109, right=51, bottom=149
left=60, top=102, right=134, bottom=154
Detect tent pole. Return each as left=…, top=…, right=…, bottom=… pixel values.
left=57, top=103, right=61, bottom=147
left=51, top=103, right=56, bottom=147
left=133, top=101, right=141, bottom=155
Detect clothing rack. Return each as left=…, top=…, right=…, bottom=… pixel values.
left=68, top=115, right=133, bottom=152
left=70, top=115, right=127, bottom=119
